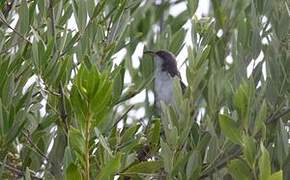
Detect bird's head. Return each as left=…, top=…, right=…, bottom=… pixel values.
left=143, top=50, right=179, bottom=77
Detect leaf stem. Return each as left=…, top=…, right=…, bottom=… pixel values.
left=84, top=112, right=92, bottom=180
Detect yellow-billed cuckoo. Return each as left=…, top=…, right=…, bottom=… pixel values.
left=144, top=50, right=186, bottom=110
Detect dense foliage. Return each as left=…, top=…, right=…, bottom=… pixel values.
left=0, top=0, right=289, bottom=179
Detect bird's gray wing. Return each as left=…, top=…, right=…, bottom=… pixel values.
left=180, top=80, right=187, bottom=94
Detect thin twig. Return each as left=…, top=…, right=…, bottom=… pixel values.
left=59, top=83, right=68, bottom=134
left=0, top=14, right=31, bottom=44
left=111, top=105, right=135, bottom=129
left=105, top=17, right=113, bottom=42
left=22, top=131, right=56, bottom=168
left=199, top=147, right=242, bottom=179
left=46, top=101, right=62, bottom=116
left=22, top=131, right=59, bottom=179
left=198, top=140, right=228, bottom=174
left=43, top=87, right=61, bottom=96
left=0, top=161, right=23, bottom=177
left=172, top=0, right=185, bottom=5
left=0, top=161, right=41, bottom=179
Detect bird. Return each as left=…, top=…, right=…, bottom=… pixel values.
left=143, top=50, right=186, bottom=110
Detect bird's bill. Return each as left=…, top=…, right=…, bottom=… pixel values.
left=143, top=50, right=155, bottom=56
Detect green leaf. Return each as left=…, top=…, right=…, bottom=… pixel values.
left=187, top=59, right=207, bottom=93
left=160, top=103, right=179, bottom=147
left=25, top=167, right=32, bottom=180
left=233, top=80, right=253, bottom=128
left=228, top=159, right=252, bottom=180
left=197, top=132, right=211, bottom=155
left=0, top=100, right=4, bottom=138
left=91, top=75, right=112, bottom=112
left=242, top=135, right=256, bottom=166
left=85, top=0, right=95, bottom=18
left=259, top=143, right=271, bottom=180
left=121, top=124, right=140, bottom=144
left=140, top=52, right=154, bottom=78
left=276, top=121, right=289, bottom=167
left=5, top=110, right=27, bottom=145
left=32, top=41, right=39, bottom=70
left=48, top=129, right=68, bottom=176
left=65, top=163, right=83, bottom=180
left=58, top=4, right=73, bottom=25
left=186, top=150, right=202, bottom=179
left=2, top=74, right=14, bottom=106
left=62, top=32, right=80, bottom=55
left=254, top=100, right=267, bottom=135
left=91, top=0, right=106, bottom=20
left=72, top=0, right=87, bottom=32
left=148, top=119, right=161, bottom=152
left=167, top=11, right=188, bottom=33
left=63, top=147, right=73, bottom=171
left=18, top=0, right=29, bottom=34
left=69, top=128, right=85, bottom=158
left=268, top=171, right=283, bottom=180
left=173, top=77, right=184, bottom=107
left=169, top=29, right=186, bottom=54
left=70, top=84, right=87, bottom=125
left=112, top=64, right=125, bottom=103
left=123, top=161, right=162, bottom=174
left=211, top=0, right=226, bottom=27
left=97, top=154, right=121, bottom=180
left=160, top=140, right=173, bottom=173
left=30, top=26, right=44, bottom=44
left=219, top=114, right=242, bottom=144
left=187, top=0, right=199, bottom=16
left=0, top=2, right=6, bottom=10
left=95, top=128, right=113, bottom=157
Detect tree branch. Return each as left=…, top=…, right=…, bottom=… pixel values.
left=59, top=83, right=68, bottom=134
left=0, top=161, right=23, bottom=177
left=171, top=0, right=186, bottom=5
left=199, top=146, right=242, bottom=179
left=111, top=105, right=135, bottom=129
left=22, top=130, right=56, bottom=168
left=0, top=161, right=41, bottom=179
left=0, top=12, right=31, bottom=44
left=266, top=107, right=290, bottom=124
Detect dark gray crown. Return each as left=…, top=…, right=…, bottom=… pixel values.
left=155, top=50, right=179, bottom=77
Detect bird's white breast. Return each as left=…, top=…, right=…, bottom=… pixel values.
left=154, top=70, right=174, bottom=109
